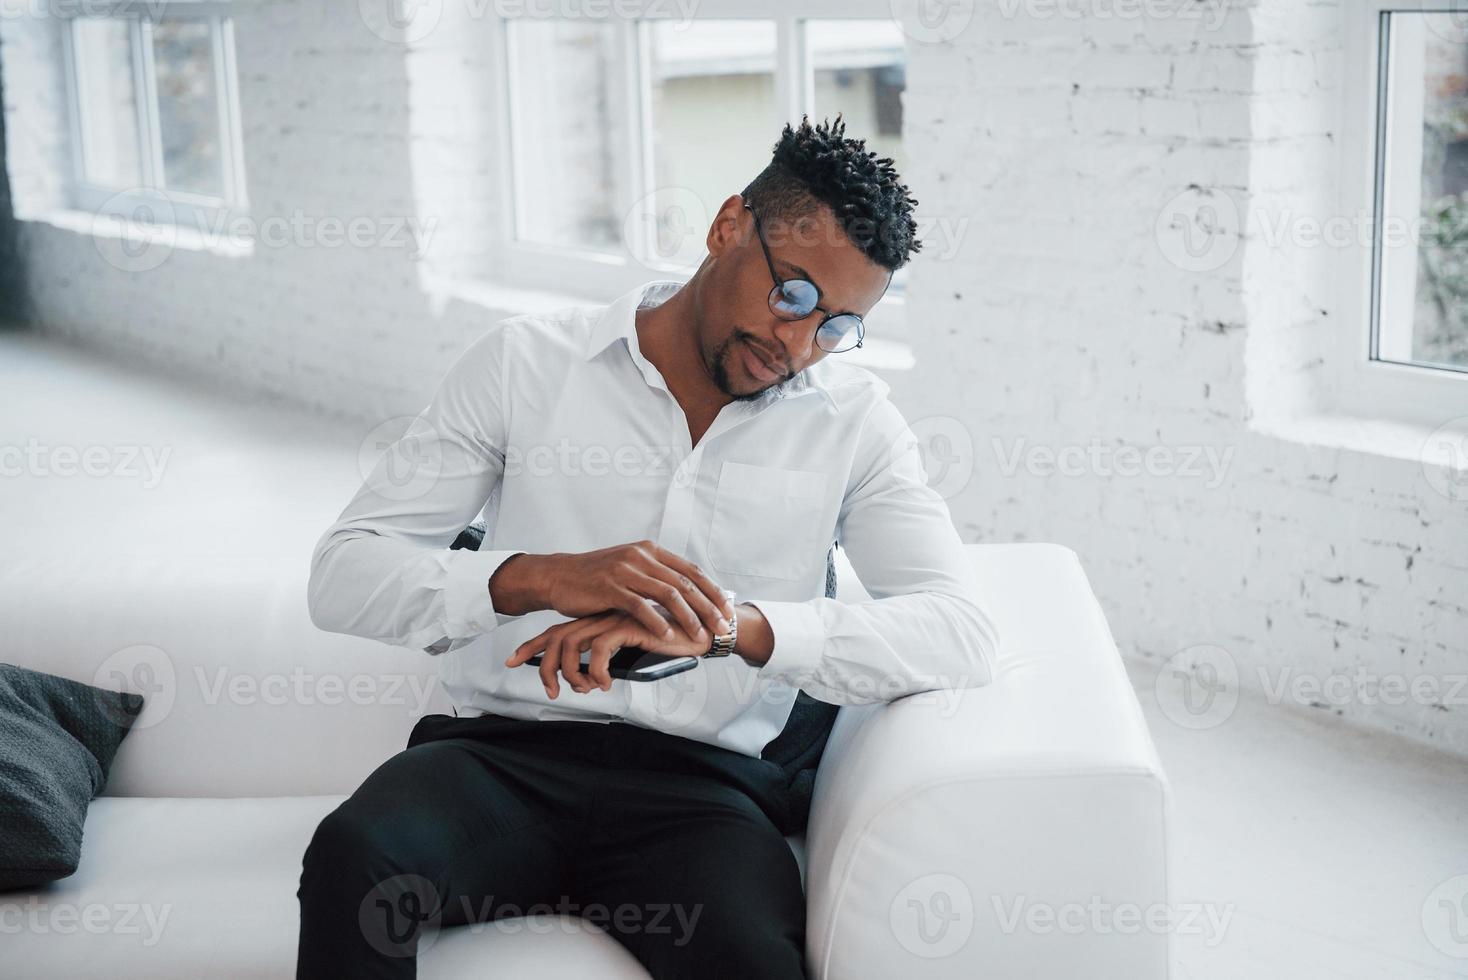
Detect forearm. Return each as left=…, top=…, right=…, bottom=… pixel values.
left=308, top=528, right=520, bottom=653
left=487, top=552, right=554, bottom=616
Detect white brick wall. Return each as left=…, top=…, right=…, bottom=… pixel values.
left=3, top=0, right=1465, bottom=752
left=895, top=0, right=1467, bottom=753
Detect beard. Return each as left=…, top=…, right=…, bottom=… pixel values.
left=705, top=332, right=790, bottom=401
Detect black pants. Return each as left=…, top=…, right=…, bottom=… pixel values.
left=296, top=712, right=808, bottom=979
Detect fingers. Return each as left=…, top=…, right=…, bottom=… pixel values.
left=638, top=549, right=732, bottom=637
left=614, top=589, right=679, bottom=639
left=655, top=548, right=735, bottom=619
left=624, top=571, right=705, bottom=638
left=560, top=642, right=590, bottom=695
left=559, top=618, right=614, bottom=694
left=538, top=626, right=564, bottom=697
left=585, top=630, right=623, bottom=692
left=511, top=618, right=616, bottom=698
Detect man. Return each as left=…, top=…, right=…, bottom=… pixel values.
left=299, top=116, right=998, bottom=979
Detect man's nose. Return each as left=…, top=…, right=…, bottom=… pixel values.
left=770, top=318, right=815, bottom=365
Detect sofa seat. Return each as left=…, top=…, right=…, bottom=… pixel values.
left=3, top=795, right=807, bottom=980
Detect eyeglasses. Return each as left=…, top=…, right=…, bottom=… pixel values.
left=744, top=203, right=872, bottom=354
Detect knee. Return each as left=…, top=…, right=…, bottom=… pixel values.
left=300, top=804, right=415, bottom=890
left=297, top=805, right=445, bottom=963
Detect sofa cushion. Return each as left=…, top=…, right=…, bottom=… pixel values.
left=0, top=664, right=143, bottom=890
left=0, top=795, right=806, bottom=979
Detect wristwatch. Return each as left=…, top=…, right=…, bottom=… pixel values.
left=705, top=590, right=738, bottom=658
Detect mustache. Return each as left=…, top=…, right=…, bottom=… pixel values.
left=736, top=334, right=789, bottom=376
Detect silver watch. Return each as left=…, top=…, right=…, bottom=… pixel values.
left=705, top=590, right=738, bottom=658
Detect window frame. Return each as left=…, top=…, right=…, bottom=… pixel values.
left=1335, top=0, right=1468, bottom=426
left=487, top=0, right=909, bottom=333
left=59, top=0, right=248, bottom=231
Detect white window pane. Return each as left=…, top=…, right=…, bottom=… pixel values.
left=152, top=18, right=224, bottom=198
left=508, top=21, right=624, bottom=252
left=809, top=20, right=906, bottom=180
left=647, top=20, right=776, bottom=267
left=1379, top=13, right=1468, bottom=371
left=73, top=17, right=142, bottom=188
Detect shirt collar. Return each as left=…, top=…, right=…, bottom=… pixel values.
left=584, top=280, right=838, bottom=410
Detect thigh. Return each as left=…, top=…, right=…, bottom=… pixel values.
left=303, top=732, right=583, bottom=943
left=570, top=773, right=807, bottom=980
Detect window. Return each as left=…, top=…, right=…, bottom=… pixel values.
left=1329, top=2, right=1468, bottom=430
left=1373, top=9, right=1468, bottom=374
left=808, top=19, right=906, bottom=179
left=494, top=4, right=908, bottom=306
left=63, top=4, right=246, bottom=222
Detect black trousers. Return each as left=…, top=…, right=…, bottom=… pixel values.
left=296, top=712, right=808, bottom=979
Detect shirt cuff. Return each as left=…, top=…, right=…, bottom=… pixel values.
left=744, top=599, right=825, bottom=681
left=443, top=548, right=523, bottom=638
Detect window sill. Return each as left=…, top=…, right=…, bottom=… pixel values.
left=1250, top=408, right=1454, bottom=467
left=30, top=208, right=254, bottom=260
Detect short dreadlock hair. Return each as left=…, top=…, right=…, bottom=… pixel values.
left=740, top=115, right=921, bottom=272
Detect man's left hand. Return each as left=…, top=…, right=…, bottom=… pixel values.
left=505, top=610, right=710, bottom=698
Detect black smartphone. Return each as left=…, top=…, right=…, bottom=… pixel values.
left=524, top=646, right=699, bottom=682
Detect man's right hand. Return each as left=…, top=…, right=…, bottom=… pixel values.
left=488, top=540, right=734, bottom=643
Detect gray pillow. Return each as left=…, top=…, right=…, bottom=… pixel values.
left=0, top=664, right=144, bottom=891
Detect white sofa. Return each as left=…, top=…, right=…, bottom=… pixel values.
left=0, top=336, right=1169, bottom=979
left=1, top=544, right=1170, bottom=980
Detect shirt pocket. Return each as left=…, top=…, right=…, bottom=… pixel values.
left=706, top=461, right=830, bottom=582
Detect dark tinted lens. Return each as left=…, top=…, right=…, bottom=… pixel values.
left=770, top=279, right=819, bottom=319
left=816, top=314, right=863, bottom=352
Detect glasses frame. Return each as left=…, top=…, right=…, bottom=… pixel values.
left=743, top=203, right=871, bottom=354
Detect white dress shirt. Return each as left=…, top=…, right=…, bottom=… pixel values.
left=308, top=280, right=998, bottom=758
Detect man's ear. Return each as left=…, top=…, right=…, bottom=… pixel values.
left=705, top=194, right=747, bottom=258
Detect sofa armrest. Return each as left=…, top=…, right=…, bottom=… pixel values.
left=803, top=544, right=1171, bottom=980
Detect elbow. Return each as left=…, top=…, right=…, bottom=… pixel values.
left=306, top=532, right=347, bottom=634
